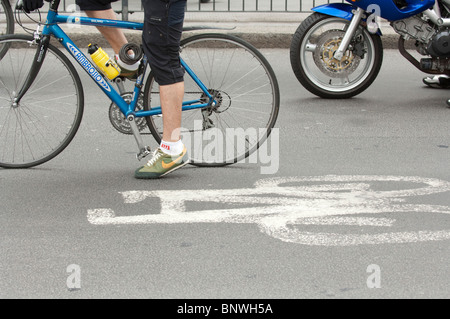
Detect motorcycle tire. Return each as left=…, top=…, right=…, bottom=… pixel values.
left=290, top=12, right=383, bottom=99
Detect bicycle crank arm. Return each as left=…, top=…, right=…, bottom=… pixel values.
left=127, top=115, right=152, bottom=160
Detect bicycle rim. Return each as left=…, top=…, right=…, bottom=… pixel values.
left=0, top=0, right=14, bottom=59
left=144, top=33, right=280, bottom=166
left=0, top=35, right=84, bottom=168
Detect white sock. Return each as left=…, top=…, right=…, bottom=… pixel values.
left=160, top=139, right=184, bottom=156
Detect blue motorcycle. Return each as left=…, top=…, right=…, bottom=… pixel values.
left=290, top=0, right=445, bottom=98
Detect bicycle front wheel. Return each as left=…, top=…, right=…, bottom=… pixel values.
left=0, top=0, right=14, bottom=59
left=143, top=33, right=280, bottom=166
left=0, top=35, right=84, bottom=168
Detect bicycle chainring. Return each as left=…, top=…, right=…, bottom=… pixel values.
left=109, top=92, right=147, bottom=135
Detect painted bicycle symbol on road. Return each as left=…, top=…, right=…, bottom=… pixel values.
left=87, top=175, right=450, bottom=246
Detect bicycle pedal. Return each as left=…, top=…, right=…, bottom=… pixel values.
left=136, top=146, right=152, bottom=161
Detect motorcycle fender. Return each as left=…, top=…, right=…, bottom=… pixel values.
left=312, top=3, right=382, bottom=35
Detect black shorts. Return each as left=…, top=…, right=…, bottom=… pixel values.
left=142, top=0, right=187, bottom=85
left=75, top=0, right=119, bottom=11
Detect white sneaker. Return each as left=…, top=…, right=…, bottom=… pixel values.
left=422, top=75, right=450, bottom=89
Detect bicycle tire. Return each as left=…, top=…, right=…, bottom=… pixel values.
left=0, top=0, right=14, bottom=59
left=0, top=35, right=84, bottom=168
left=143, top=33, right=280, bottom=167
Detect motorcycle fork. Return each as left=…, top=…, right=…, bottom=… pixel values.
left=333, top=7, right=365, bottom=61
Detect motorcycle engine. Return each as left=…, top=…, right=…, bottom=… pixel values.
left=391, top=16, right=436, bottom=44
left=392, top=13, right=450, bottom=71
left=391, top=16, right=450, bottom=57
left=427, top=30, right=450, bottom=57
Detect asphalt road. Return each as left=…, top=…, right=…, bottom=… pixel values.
left=1, top=49, right=449, bottom=300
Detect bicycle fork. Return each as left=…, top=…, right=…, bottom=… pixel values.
left=13, top=34, right=50, bottom=106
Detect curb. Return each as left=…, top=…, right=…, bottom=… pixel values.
left=62, top=31, right=404, bottom=50
left=15, top=11, right=404, bottom=49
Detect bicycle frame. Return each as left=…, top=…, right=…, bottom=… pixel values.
left=38, top=1, right=213, bottom=119
left=1, top=0, right=279, bottom=168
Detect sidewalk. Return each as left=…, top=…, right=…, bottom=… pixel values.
left=15, top=11, right=400, bottom=49
left=184, top=12, right=400, bottom=48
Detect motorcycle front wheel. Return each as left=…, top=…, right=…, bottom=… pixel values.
left=290, top=13, right=383, bottom=99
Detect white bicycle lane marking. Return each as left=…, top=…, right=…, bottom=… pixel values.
left=87, top=175, right=450, bottom=246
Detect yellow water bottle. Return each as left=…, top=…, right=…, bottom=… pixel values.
left=88, top=43, right=121, bottom=80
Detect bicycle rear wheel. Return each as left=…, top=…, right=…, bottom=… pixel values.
left=0, top=35, right=84, bottom=168
left=0, top=0, right=14, bottom=59
left=143, top=33, right=280, bottom=166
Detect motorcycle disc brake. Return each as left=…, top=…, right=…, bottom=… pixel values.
left=313, top=29, right=361, bottom=78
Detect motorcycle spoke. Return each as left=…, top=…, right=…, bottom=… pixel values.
left=337, top=76, right=350, bottom=86
left=304, top=41, right=317, bottom=52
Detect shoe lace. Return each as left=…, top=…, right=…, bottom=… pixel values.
left=146, top=149, right=163, bottom=167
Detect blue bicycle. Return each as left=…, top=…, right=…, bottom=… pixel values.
left=0, top=0, right=279, bottom=168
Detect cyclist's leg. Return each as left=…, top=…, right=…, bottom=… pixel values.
left=135, top=0, right=188, bottom=179
left=142, top=0, right=186, bottom=140
left=76, top=1, right=139, bottom=80
left=143, top=0, right=187, bottom=145
left=75, top=0, right=125, bottom=54
left=84, top=9, right=127, bottom=54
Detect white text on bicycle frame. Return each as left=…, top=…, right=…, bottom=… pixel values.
left=67, top=43, right=111, bottom=92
